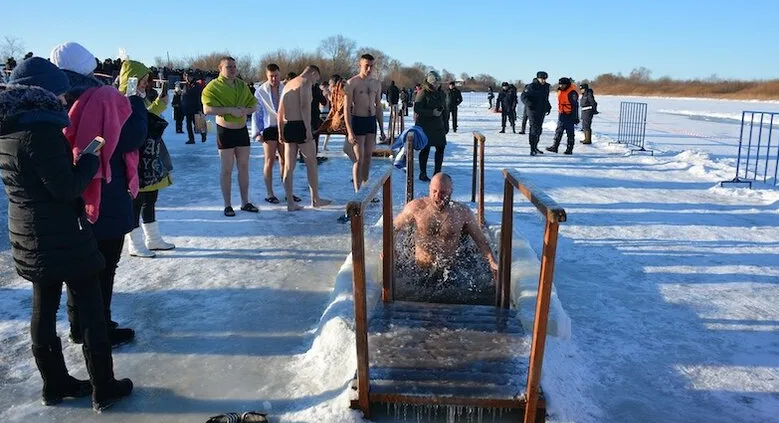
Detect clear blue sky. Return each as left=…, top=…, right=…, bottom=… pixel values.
left=3, top=0, right=777, bottom=82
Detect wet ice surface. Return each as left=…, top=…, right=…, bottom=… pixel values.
left=376, top=404, right=524, bottom=423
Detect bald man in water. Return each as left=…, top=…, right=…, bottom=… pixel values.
left=393, top=173, right=498, bottom=281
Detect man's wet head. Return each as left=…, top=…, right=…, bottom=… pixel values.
left=359, top=53, right=375, bottom=78
left=219, top=56, right=237, bottom=80
left=265, top=63, right=280, bottom=86
left=429, top=173, right=453, bottom=210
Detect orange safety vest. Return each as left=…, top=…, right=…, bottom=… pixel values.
left=558, top=84, right=578, bottom=114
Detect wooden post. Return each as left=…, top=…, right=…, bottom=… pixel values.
left=349, top=206, right=371, bottom=417
left=524, top=219, right=560, bottom=423
left=497, top=179, right=514, bottom=308
left=471, top=135, right=477, bottom=203
left=382, top=176, right=394, bottom=302
left=405, top=132, right=415, bottom=203
left=478, top=136, right=485, bottom=227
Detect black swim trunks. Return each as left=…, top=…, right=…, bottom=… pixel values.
left=351, top=115, right=377, bottom=136
left=216, top=125, right=250, bottom=150
left=282, top=120, right=307, bottom=144
left=261, top=126, right=279, bottom=142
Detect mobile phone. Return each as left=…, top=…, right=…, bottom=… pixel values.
left=82, top=136, right=105, bottom=155
left=126, top=77, right=138, bottom=97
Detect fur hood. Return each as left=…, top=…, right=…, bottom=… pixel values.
left=0, top=84, right=70, bottom=134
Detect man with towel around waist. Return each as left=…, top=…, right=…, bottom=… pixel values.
left=201, top=56, right=258, bottom=217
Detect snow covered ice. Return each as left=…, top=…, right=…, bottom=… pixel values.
left=1, top=92, right=779, bottom=422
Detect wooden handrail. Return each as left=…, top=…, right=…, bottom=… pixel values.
left=346, top=162, right=396, bottom=418
left=496, top=168, right=566, bottom=423
left=346, top=164, right=395, bottom=217
left=503, top=169, right=567, bottom=223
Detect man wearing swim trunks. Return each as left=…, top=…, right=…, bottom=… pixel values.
left=202, top=57, right=258, bottom=216
left=251, top=63, right=295, bottom=205
left=393, top=173, right=498, bottom=282
left=344, top=54, right=383, bottom=193
left=277, top=65, right=332, bottom=212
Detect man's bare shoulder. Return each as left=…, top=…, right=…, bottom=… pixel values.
left=369, top=79, right=382, bottom=90
left=407, top=197, right=430, bottom=211
left=450, top=201, right=475, bottom=218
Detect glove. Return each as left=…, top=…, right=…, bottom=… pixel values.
left=432, top=108, right=442, bottom=117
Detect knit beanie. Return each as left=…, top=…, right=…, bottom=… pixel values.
left=49, top=42, right=97, bottom=76
left=9, top=57, right=71, bottom=95
left=426, top=70, right=441, bottom=85
left=118, top=60, right=150, bottom=95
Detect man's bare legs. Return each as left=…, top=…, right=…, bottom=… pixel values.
left=283, top=143, right=304, bottom=212
left=235, top=146, right=251, bottom=206
left=362, top=133, right=376, bottom=186
left=219, top=149, right=235, bottom=207
left=351, top=135, right=367, bottom=192
left=299, top=141, right=331, bottom=207
left=262, top=140, right=280, bottom=199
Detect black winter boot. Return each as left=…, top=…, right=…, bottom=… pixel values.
left=564, top=144, right=574, bottom=155
left=83, top=345, right=133, bottom=413
left=546, top=139, right=560, bottom=153
left=32, top=338, right=92, bottom=405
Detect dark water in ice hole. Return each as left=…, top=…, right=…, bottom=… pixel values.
left=392, top=230, right=496, bottom=306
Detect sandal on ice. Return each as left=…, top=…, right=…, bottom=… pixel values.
left=285, top=195, right=302, bottom=203
left=224, top=206, right=235, bottom=217
left=264, top=196, right=280, bottom=204
left=241, top=412, right=269, bottom=422
left=241, top=203, right=259, bottom=212
left=206, top=412, right=241, bottom=423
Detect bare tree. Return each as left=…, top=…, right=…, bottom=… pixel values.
left=318, top=35, right=357, bottom=75
left=441, top=68, right=456, bottom=83
left=0, top=36, right=25, bottom=61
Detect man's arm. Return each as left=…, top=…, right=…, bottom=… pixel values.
left=277, top=92, right=286, bottom=142
left=463, top=209, right=498, bottom=277
left=393, top=200, right=418, bottom=232
left=343, top=80, right=355, bottom=143
left=374, top=80, right=385, bottom=138
left=251, top=94, right=265, bottom=140
left=203, top=104, right=242, bottom=117
left=302, top=85, right=313, bottom=140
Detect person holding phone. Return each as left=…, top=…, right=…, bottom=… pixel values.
left=0, top=57, right=133, bottom=412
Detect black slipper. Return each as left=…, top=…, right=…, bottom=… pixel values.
left=224, top=206, right=235, bottom=217
left=285, top=195, right=302, bottom=203
left=264, top=196, right=280, bottom=204
left=241, top=412, right=269, bottom=422
left=371, top=198, right=380, bottom=203
left=337, top=214, right=350, bottom=224
left=206, top=412, right=241, bottom=423
left=241, top=203, right=259, bottom=212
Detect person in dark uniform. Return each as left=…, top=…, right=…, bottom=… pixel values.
left=495, top=82, right=516, bottom=133
left=172, top=84, right=184, bottom=133
left=414, top=71, right=447, bottom=181
left=445, top=81, right=463, bottom=133
left=546, top=77, right=580, bottom=155
left=579, top=83, right=598, bottom=144
left=487, top=86, right=494, bottom=110
left=520, top=71, right=552, bottom=156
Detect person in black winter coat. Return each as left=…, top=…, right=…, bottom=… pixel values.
left=182, top=75, right=206, bottom=143
left=414, top=71, right=448, bottom=181
left=495, top=82, right=517, bottom=133
left=445, top=81, right=463, bottom=133
left=579, top=83, right=598, bottom=144
left=520, top=71, right=552, bottom=155
left=387, top=80, right=400, bottom=106
left=0, top=57, right=133, bottom=413
left=172, top=84, right=184, bottom=133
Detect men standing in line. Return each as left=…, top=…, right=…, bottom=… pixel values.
left=445, top=81, right=463, bottom=133
left=278, top=65, right=331, bottom=211
left=579, top=83, right=598, bottom=144
left=546, top=77, right=580, bottom=155
left=201, top=57, right=259, bottom=216
left=251, top=63, right=291, bottom=204
left=343, top=54, right=383, bottom=192
left=520, top=71, right=552, bottom=156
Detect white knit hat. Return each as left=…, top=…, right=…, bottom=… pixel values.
left=49, top=42, right=96, bottom=76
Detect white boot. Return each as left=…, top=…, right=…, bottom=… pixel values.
left=142, top=221, right=175, bottom=251
left=127, top=228, right=155, bottom=258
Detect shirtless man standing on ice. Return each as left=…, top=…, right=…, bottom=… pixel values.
left=278, top=65, right=332, bottom=211
left=344, top=53, right=384, bottom=192
left=393, top=173, right=498, bottom=282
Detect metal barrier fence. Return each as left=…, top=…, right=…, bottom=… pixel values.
left=616, top=101, right=651, bottom=155
left=721, top=111, right=779, bottom=188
